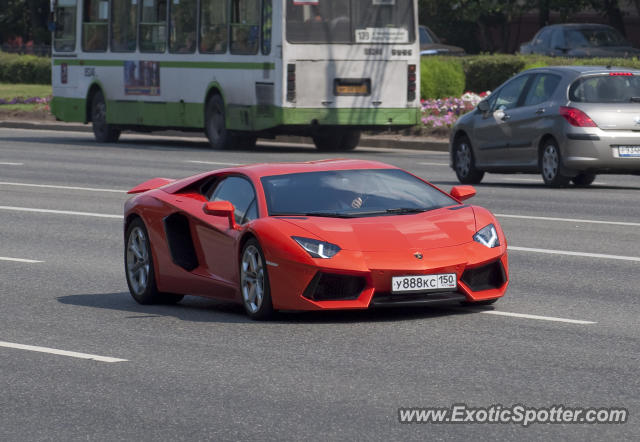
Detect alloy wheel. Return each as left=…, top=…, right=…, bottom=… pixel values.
left=241, top=245, right=265, bottom=314
left=126, top=226, right=150, bottom=296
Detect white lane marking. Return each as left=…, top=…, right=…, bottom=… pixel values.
left=480, top=310, right=596, bottom=325
left=0, top=340, right=127, bottom=363
left=0, top=162, right=23, bottom=166
left=0, top=181, right=125, bottom=193
left=0, top=206, right=123, bottom=219
left=418, top=161, right=448, bottom=166
left=0, top=256, right=43, bottom=263
left=510, top=246, right=640, bottom=262
left=497, top=214, right=640, bottom=227
left=185, top=160, right=242, bottom=166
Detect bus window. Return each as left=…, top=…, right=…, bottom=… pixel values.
left=54, top=0, right=78, bottom=52
left=169, top=0, right=197, bottom=53
left=230, top=0, right=259, bottom=55
left=140, top=0, right=167, bottom=53
left=200, top=0, right=227, bottom=54
left=261, top=0, right=272, bottom=55
left=111, top=0, right=138, bottom=52
left=83, top=0, right=108, bottom=52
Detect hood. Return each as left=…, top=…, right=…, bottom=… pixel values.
left=279, top=206, right=477, bottom=252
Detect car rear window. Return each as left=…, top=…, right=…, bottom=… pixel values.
left=569, top=74, right=640, bottom=103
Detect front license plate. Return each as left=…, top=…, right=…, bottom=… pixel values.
left=391, top=274, right=457, bottom=293
left=618, top=146, right=640, bottom=157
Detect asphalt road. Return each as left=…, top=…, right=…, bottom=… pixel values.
left=1, top=128, right=639, bottom=441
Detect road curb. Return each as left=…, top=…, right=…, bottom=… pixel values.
left=0, top=120, right=450, bottom=152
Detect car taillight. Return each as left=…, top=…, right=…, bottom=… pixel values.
left=287, top=63, right=296, bottom=102
left=407, top=64, right=416, bottom=102
left=609, top=72, right=633, bottom=76
left=559, top=106, right=597, bottom=127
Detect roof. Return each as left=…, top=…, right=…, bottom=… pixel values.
left=524, top=65, right=640, bottom=75
left=234, top=159, right=398, bottom=179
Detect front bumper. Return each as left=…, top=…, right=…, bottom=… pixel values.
left=266, top=242, right=509, bottom=311
left=562, top=129, right=640, bottom=173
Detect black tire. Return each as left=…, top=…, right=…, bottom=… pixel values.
left=452, top=135, right=484, bottom=184
left=239, top=238, right=274, bottom=320
left=205, top=94, right=234, bottom=150
left=572, top=173, right=596, bottom=187
left=234, top=133, right=258, bottom=149
left=540, top=139, right=570, bottom=187
left=91, top=90, right=121, bottom=142
left=125, top=218, right=184, bottom=305
left=312, top=129, right=360, bottom=151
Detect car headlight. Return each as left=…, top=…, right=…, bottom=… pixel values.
left=292, top=236, right=341, bottom=259
left=473, top=224, right=500, bottom=248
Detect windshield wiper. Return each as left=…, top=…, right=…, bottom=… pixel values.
left=385, top=207, right=431, bottom=214
left=272, top=211, right=356, bottom=218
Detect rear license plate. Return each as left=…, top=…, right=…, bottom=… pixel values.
left=334, top=79, right=371, bottom=96
left=618, top=146, right=640, bottom=157
left=391, top=274, right=457, bottom=293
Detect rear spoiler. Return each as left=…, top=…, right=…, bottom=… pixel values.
left=127, top=177, right=175, bottom=194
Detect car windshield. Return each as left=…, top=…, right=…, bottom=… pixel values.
left=261, top=169, right=457, bottom=218
left=570, top=74, right=640, bottom=103
left=565, top=28, right=628, bottom=48
left=419, top=26, right=440, bottom=45
left=286, top=0, right=415, bottom=44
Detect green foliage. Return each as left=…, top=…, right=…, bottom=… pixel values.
left=461, top=55, right=527, bottom=93
left=420, top=57, right=465, bottom=99
left=0, top=52, right=50, bottom=84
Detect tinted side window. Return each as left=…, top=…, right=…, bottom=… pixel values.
left=111, top=0, right=138, bottom=52
left=169, top=0, right=197, bottom=53
left=140, top=0, right=167, bottom=53
left=230, top=0, right=260, bottom=55
left=83, top=0, right=108, bottom=52
left=550, top=30, right=565, bottom=50
left=200, top=0, right=228, bottom=54
left=493, top=75, right=530, bottom=111
left=211, top=176, right=258, bottom=224
left=535, top=29, right=551, bottom=49
left=524, top=74, right=561, bottom=106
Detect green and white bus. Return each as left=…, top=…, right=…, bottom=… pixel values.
left=51, top=0, right=420, bottom=150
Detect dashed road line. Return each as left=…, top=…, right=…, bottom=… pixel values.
left=0, top=206, right=123, bottom=219
left=185, top=160, right=242, bottom=166
left=0, top=181, right=125, bottom=193
left=497, top=214, right=640, bottom=227
left=0, top=256, right=43, bottom=263
left=0, top=162, right=23, bottom=166
left=509, top=246, right=640, bottom=262
left=479, top=310, right=596, bottom=325
left=0, top=340, right=127, bottom=363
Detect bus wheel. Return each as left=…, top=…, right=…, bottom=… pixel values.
left=91, top=90, right=121, bottom=143
left=205, top=95, right=233, bottom=150
left=312, top=129, right=360, bottom=151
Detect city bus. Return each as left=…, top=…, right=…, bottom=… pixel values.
left=51, top=0, right=420, bottom=150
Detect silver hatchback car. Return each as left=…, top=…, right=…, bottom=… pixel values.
left=449, top=66, right=640, bottom=187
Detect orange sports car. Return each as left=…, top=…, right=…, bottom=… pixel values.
left=124, top=159, right=508, bottom=319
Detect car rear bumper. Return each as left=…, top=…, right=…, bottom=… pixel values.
left=266, top=242, right=509, bottom=311
left=562, top=130, right=640, bottom=172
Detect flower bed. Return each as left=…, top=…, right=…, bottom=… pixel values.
left=419, top=91, right=490, bottom=136
left=0, top=95, right=51, bottom=106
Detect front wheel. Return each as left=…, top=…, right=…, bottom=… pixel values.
left=540, top=140, right=570, bottom=187
left=240, top=239, right=274, bottom=320
left=453, top=136, right=484, bottom=184
left=91, top=90, right=121, bottom=143
left=125, top=218, right=183, bottom=305
left=205, top=95, right=234, bottom=150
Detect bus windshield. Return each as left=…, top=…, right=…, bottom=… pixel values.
left=286, top=0, right=415, bottom=44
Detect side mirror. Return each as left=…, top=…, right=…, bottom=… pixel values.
left=450, top=185, right=476, bottom=201
left=203, top=200, right=238, bottom=229
left=478, top=100, right=490, bottom=113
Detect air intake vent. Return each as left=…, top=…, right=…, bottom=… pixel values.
left=461, top=260, right=506, bottom=292
left=303, top=273, right=366, bottom=301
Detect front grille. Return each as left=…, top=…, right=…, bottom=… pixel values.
left=461, top=260, right=506, bottom=292
left=372, top=291, right=466, bottom=307
left=303, top=272, right=366, bottom=301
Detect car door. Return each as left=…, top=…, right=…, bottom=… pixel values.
left=471, top=74, right=532, bottom=167
left=507, top=72, right=563, bottom=168
left=195, top=175, right=259, bottom=290
left=532, top=28, right=552, bottom=55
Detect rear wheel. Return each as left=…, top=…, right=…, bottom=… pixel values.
left=572, top=173, right=596, bottom=187
left=240, top=239, right=274, bottom=320
left=125, top=218, right=183, bottom=305
left=205, top=95, right=234, bottom=150
left=91, top=90, right=121, bottom=143
left=540, top=140, right=570, bottom=187
left=312, top=129, right=360, bottom=151
left=453, top=135, right=484, bottom=184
